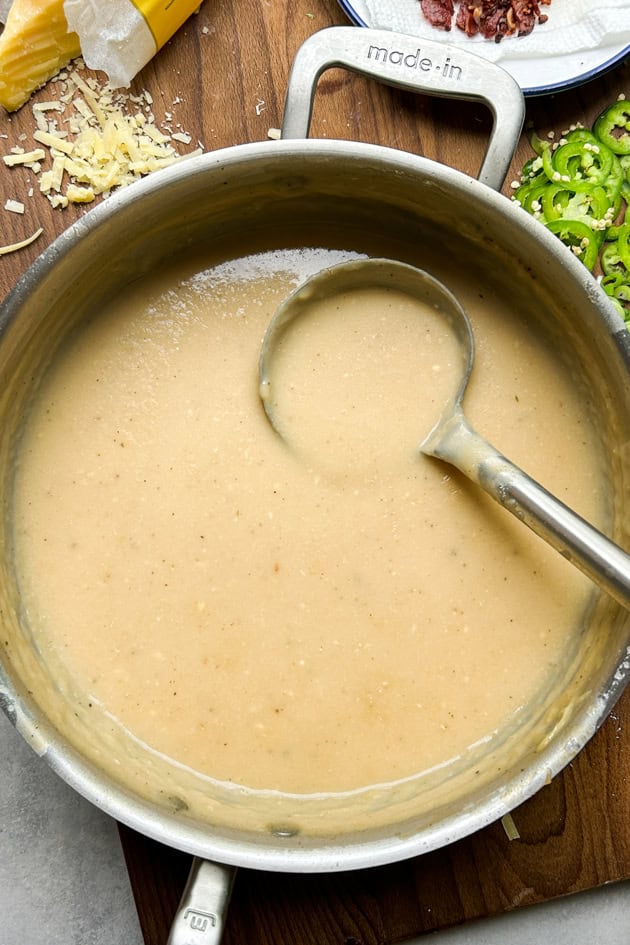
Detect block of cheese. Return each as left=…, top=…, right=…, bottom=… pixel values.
left=0, top=0, right=81, bottom=111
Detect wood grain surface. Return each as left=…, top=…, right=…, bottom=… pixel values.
left=1, top=1, right=630, bottom=942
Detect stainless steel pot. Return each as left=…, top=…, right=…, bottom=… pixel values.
left=1, top=27, right=630, bottom=945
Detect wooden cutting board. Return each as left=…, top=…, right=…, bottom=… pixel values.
left=1, top=1, right=629, bottom=941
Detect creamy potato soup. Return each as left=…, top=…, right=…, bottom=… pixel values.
left=12, top=246, right=606, bottom=809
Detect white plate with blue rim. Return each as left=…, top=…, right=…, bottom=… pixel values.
left=337, top=0, right=630, bottom=96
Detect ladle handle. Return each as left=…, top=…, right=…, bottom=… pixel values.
left=281, top=26, right=525, bottom=191
left=166, top=858, right=236, bottom=945
left=430, top=414, right=630, bottom=611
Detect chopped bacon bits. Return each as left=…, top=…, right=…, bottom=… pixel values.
left=421, top=0, right=455, bottom=31
left=420, top=0, right=550, bottom=41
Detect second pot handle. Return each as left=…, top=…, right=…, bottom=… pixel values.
left=281, top=26, right=525, bottom=192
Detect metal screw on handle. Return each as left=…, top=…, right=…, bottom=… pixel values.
left=281, top=26, right=525, bottom=192
left=167, top=858, right=236, bottom=945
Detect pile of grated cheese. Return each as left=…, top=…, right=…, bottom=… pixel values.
left=2, top=60, right=203, bottom=211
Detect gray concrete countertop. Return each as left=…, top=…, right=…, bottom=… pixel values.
left=0, top=713, right=142, bottom=945
left=418, top=880, right=630, bottom=944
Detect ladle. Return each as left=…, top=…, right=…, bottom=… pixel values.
left=259, top=257, right=630, bottom=612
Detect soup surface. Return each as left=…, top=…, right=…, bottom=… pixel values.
left=12, top=245, right=606, bottom=802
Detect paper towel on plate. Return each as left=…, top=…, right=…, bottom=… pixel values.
left=352, top=0, right=630, bottom=63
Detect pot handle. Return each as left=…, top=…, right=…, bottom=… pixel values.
left=281, top=26, right=525, bottom=192
left=166, top=858, right=236, bottom=945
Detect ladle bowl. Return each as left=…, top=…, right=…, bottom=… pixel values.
left=259, top=257, right=630, bottom=611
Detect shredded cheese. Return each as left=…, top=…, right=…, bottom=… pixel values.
left=0, top=227, right=43, bottom=255
left=2, top=63, right=203, bottom=209
left=32, top=101, right=65, bottom=113
left=4, top=199, right=25, bottom=213
left=33, top=128, right=75, bottom=155
left=500, top=812, right=521, bottom=841
left=3, top=148, right=46, bottom=166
